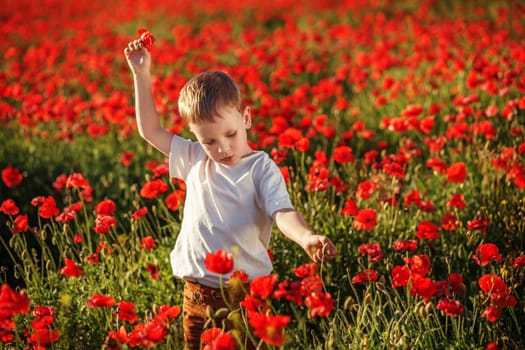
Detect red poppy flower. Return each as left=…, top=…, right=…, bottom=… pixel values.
left=0, top=199, right=19, bottom=215
left=447, top=162, right=467, bottom=183
left=402, top=104, right=423, bottom=117
left=341, top=198, right=358, bottom=216
left=293, top=263, right=317, bottom=279
left=94, top=215, right=117, bottom=234
left=120, top=151, right=134, bottom=167
left=467, top=217, right=488, bottom=233
left=204, top=249, right=234, bottom=274
left=441, top=211, right=458, bottom=231
left=141, top=236, right=156, bottom=250
left=114, top=301, right=138, bottom=324
left=0, top=284, right=31, bottom=318
left=132, top=207, right=148, bottom=220
left=11, top=214, right=28, bottom=234
left=52, top=174, right=67, bottom=193
left=31, top=306, right=55, bottom=329
left=419, top=115, right=435, bottom=134
left=140, top=179, right=168, bottom=199
left=250, top=274, right=278, bottom=299
left=28, top=329, right=59, bottom=348
left=331, top=145, right=355, bottom=164
left=472, top=243, right=502, bottom=266
left=391, top=265, right=411, bottom=288
left=436, top=298, right=464, bottom=317
left=1, top=166, right=23, bottom=187
left=478, top=274, right=508, bottom=295
left=426, top=157, right=448, bottom=174
left=278, top=128, right=302, bottom=149
left=57, top=202, right=82, bottom=223
left=393, top=239, right=418, bottom=251
left=165, top=190, right=182, bottom=211
left=415, top=221, right=440, bottom=240
left=155, top=304, right=181, bottom=324
left=272, top=280, right=304, bottom=305
left=248, top=312, right=290, bottom=347
left=357, top=242, right=384, bottom=263
left=138, top=28, right=155, bottom=51
left=152, top=163, right=169, bottom=178
left=146, top=264, right=159, bottom=279
left=351, top=269, right=378, bottom=283
left=486, top=342, right=499, bottom=350
left=405, top=254, right=431, bottom=276
left=267, top=249, right=274, bottom=262
left=88, top=294, right=116, bottom=308
left=513, top=255, right=525, bottom=268
left=481, top=305, right=501, bottom=322
left=280, top=166, right=290, bottom=184
left=447, top=193, right=466, bottom=209
left=301, top=275, right=324, bottom=295
left=228, top=269, right=249, bottom=286
left=448, top=273, right=465, bottom=294
left=240, top=294, right=271, bottom=313
left=60, top=258, right=83, bottom=278
left=383, top=161, right=405, bottom=178
left=66, top=173, right=89, bottom=189
left=95, top=199, right=117, bottom=216
left=491, top=292, right=517, bottom=308
left=201, top=328, right=222, bottom=345
left=304, top=291, right=335, bottom=317
left=306, top=164, right=330, bottom=192
left=130, top=320, right=168, bottom=345
left=97, top=240, right=113, bottom=255
left=32, top=195, right=60, bottom=219
left=404, top=189, right=421, bottom=207
left=410, top=276, right=436, bottom=301
left=107, top=327, right=129, bottom=348
left=86, top=253, right=99, bottom=264
left=353, top=208, right=377, bottom=231
left=81, top=185, right=93, bottom=203
left=271, top=148, right=288, bottom=164
left=201, top=328, right=237, bottom=350
left=356, top=180, right=377, bottom=200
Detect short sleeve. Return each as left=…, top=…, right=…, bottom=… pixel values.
left=168, top=135, right=205, bottom=181
left=255, top=155, right=294, bottom=217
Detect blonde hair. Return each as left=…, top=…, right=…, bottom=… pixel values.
left=178, top=71, right=242, bottom=124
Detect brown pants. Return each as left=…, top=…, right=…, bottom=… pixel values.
left=183, top=280, right=254, bottom=350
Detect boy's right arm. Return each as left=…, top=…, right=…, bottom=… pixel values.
left=124, top=40, right=173, bottom=156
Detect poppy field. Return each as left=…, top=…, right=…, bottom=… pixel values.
left=1, top=0, right=525, bottom=349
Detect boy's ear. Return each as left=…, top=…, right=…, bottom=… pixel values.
left=242, top=106, right=252, bottom=129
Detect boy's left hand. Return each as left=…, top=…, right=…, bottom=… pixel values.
left=304, top=235, right=337, bottom=263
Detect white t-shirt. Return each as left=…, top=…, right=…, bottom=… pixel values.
left=168, top=135, right=293, bottom=287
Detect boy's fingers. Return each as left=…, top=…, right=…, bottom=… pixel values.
left=126, top=40, right=144, bottom=52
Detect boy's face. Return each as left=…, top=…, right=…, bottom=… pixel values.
left=189, top=105, right=253, bottom=166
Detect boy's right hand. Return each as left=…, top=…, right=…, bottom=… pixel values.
left=124, top=40, right=151, bottom=76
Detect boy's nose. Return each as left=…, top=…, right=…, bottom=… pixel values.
left=217, top=143, right=229, bottom=154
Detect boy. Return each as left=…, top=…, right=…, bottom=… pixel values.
left=124, top=39, right=337, bottom=349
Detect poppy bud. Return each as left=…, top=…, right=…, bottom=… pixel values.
left=214, top=307, right=229, bottom=319
left=206, top=305, right=214, bottom=319
left=376, top=282, right=385, bottom=291
left=363, top=292, right=372, bottom=304
left=425, top=301, right=434, bottom=315
left=343, top=296, right=354, bottom=311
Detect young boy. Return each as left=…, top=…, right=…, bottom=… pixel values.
left=124, top=39, right=337, bottom=349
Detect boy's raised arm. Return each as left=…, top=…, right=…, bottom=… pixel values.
left=124, top=40, right=173, bottom=156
